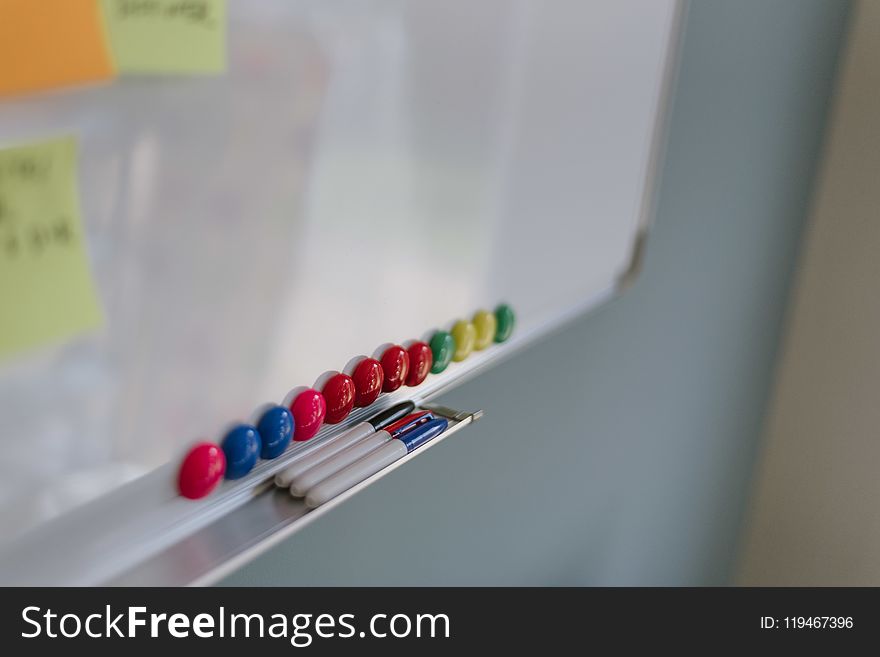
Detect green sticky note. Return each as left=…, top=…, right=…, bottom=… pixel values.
left=101, top=0, right=226, bottom=74
left=0, top=137, right=103, bottom=359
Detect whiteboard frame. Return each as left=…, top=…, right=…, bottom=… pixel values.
left=0, top=1, right=686, bottom=586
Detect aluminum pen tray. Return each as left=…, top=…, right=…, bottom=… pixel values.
left=108, top=404, right=482, bottom=586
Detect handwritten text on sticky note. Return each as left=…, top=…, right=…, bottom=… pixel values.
left=0, top=138, right=103, bottom=359
left=101, top=0, right=227, bottom=74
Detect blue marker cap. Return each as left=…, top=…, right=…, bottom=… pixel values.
left=257, top=405, right=293, bottom=460
left=221, top=424, right=262, bottom=479
left=398, top=417, right=448, bottom=452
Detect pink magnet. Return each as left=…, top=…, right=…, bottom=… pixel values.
left=290, top=388, right=327, bottom=441
left=178, top=442, right=226, bottom=500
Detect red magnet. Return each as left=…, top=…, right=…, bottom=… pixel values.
left=352, top=358, right=384, bottom=407
left=380, top=345, right=410, bottom=393
left=290, top=388, right=327, bottom=441
left=406, top=341, right=433, bottom=387
left=322, top=373, right=356, bottom=424
left=178, top=442, right=226, bottom=500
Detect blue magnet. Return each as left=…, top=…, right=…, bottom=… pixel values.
left=257, top=405, right=294, bottom=459
left=221, top=424, right=262, bottom=479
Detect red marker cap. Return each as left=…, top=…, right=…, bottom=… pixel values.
left=352, top=358, right=384, bottom=408
left=290, top=388, right=327, bottom=441
left=322, top=373, right=356, bottom=424
left=380, top=345, right=410, bottom=393
left=178, top=442, right=226, bottom=500
left=406, top=341, right=433, bottom=387
left=384, top=410, right=432, bottom=436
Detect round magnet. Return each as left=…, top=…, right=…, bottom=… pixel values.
left=221, top=424, right=262, bottom=480
left=472, top=310, right=497, bottom=350
left=494, top=303, right=515, bottom=343
left=322, top=372, right=356, bottom=424
left=290, top=388, right=327, bottom=441
left=451, top=320, right=476, bottom=361
left=406, top=341, right=433, bottom=386
left=429, top=330, right=455, bottom=374
left=380, top=345, right=410, bottom=392
left=352, top=357, right=384, bottom=407
left=256, top=405, right=293, bottom=459
left=178, top=442, right=226, bottom=499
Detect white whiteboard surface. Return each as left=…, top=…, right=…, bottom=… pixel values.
left=0, top=0, right=680, bottom=574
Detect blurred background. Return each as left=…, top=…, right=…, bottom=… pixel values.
left=223, top=0, right=880, bottom=586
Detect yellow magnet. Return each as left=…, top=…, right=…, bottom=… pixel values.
left=451, top=320, right=476, bottom=361
left=472, top=310, right=497, bottom=350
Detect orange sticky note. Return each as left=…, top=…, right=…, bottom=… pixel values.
left=0, top=0, right=114, bottom=98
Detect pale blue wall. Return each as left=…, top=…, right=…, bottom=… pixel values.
left=221, top=0, right=851, bottom=585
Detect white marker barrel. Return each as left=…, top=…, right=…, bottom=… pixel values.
left=289, top=431, right=391, bottom=497
left=305, top=440, right=408, bottom=508
left=274, top=421, right=373, bottom=488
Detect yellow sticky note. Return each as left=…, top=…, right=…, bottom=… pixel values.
left=0, top=0, right=115, bottom=98
left=101, top=0, right=227, bottom=74
left=0, top=138, right=103, bottom=359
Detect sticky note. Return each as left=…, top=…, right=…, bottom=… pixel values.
left=0, top=138, right=103, bottom=359
left=101, top=0, right=227, bottom=74
left=0, top=0, right=115, bottom=98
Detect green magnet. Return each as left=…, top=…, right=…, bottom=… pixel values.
left=494, top=304, right=515, bottom=343
left=429, top=330, right=455, bottom=374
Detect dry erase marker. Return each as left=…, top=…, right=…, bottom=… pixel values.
left=383, top=410, right=435, bottom=437
left=289, top=411, right=435, bottom=496
left=289, top=430, right=392, bottom=496
left=274, top=401, right=414, bottom=488
left=305, top=417, right=448, bottom=508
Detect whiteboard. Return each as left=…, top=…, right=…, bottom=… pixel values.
left=0, top=0, right=680, bottom=565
